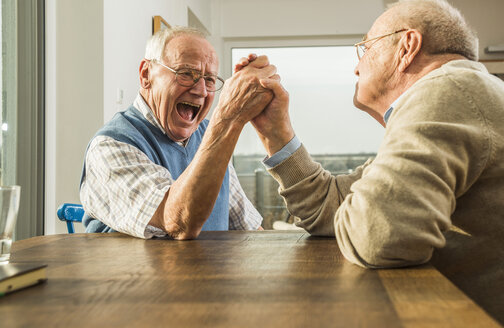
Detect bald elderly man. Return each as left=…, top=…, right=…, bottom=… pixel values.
left=242, top=0, right=504, bottom=323
left=80, top=27, right=277, bottom=240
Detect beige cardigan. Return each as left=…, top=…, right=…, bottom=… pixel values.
left=268, top=60, right=504, bottom=323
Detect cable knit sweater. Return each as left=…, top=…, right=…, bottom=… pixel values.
left=268, top=60, right=504, bottom=323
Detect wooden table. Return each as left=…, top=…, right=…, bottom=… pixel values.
left=1, top=231, right=500, bottom=327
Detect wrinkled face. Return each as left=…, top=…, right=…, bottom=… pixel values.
left=149, top=35, right=218, bottom=142
left=353, top=13, right=398, bottom=112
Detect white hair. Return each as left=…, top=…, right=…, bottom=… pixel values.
left=144, top=26, right=206, bottom=61
left=388, top=0, right=479, bottom=61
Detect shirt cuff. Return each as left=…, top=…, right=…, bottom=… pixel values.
left=262, top=135, right=301, bottom=168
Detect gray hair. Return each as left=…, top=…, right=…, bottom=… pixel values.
left=388, top=0, right=479, bottom=61
left=144, top=26, right=206, bottom=61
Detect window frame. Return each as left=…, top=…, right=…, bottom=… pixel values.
left=15, top=0, right=45, bottom=239
left=223, top=36, right=361, bottom=79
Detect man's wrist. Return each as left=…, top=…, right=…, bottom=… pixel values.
left=263, top=135, right=301, bottom=168
left=263, top=128, right=295, bottom=156
left=203, top=115, right=244, bottom=151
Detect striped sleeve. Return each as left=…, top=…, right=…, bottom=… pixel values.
left=228, top=164, right=263, bottom=230
left=80, top=136, right=170, bottom=239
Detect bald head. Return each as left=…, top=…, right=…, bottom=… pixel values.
left=382, top=0, right=478, bottom=61
left=144, top=26, right=207, bottom=62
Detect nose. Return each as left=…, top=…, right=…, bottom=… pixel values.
left=189, top=77, right=208, bottom=97
left=354, top=62, right=360, bottom=77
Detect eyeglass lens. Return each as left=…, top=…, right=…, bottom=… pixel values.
left=356, top=45, right=365, bottom=59
left=176, top=69, right=223, bottom=91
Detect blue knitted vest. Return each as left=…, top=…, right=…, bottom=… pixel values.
left=80, top=106, right=230, bottom=233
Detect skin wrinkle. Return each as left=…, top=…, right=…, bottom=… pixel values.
left=228, top=5, right=504, bottom=321
left=143, top=35, right=217, bottom=143
left=163, top=205, right=187, bottom=239
left=215, top=69, right=274, bottom=124
left=197, top=121, right=234, bottom=152
left=139, top=35, right=276, bottom=239
left=240, top=0, right=476, bottom=253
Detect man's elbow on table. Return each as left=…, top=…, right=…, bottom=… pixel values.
left=155, top=218, right=203, bottom=240
left=336, top=229, right=441, bottom=269
left=149, top=201, right=203, bottom=240
left=172, top=230, right=201, bottom=240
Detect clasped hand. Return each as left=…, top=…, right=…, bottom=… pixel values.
left=214, top=55, right=277, bottom=126
left=233, top=54, right=295, bottom=156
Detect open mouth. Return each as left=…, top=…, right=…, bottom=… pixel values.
left=176, top=101, right=201, bottom=122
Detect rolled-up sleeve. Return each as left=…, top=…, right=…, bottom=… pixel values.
left=228, top=164, right=263, bottom=230
left=80, top=136, right=172, bottom=239
left=267, top=76, right=489, bottom=268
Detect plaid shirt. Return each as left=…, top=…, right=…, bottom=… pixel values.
left=80, top=94, right=262, bottom=239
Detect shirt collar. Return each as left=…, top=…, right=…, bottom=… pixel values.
left=133, top=92, right=188, bottom=146
left=133, top=93, right=166, bottom=135
left=383, top=94, right=404, bottom=125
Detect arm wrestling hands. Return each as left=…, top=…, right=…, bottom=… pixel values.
left=235, top=54, right=295, bottom=156
left=149, top=56, right=276, bottom=239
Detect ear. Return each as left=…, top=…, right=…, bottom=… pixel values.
left=139, top=59, right=151, bottom=89
left=397, top=29, right=422, bottom=72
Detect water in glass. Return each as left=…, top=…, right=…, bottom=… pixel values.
left=0, top=186, right=21, bottom=264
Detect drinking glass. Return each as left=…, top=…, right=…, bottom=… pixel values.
left=0, top=185, right=21, bottom=264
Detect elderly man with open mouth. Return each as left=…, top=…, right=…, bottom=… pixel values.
left=239, top=0, right=504, bottom=324
left=80, top=26, right=277, bottom=240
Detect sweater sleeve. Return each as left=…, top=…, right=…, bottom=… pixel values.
left=267, top=146, right=373, bottom=237
left=268, top=73, right=491, bottom=268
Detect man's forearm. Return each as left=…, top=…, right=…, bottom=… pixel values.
left=150, top=119, right=243, bottom=239
left=149, top=56, right=276, bottom=239
left=255, top=127, right=295, bottom=157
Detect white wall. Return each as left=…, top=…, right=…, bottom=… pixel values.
left=45, top=0, right=104, bottom=234
left=45, top=0, right=214, bottom=235
left=219, top=0, right=387, bottom=155
left=217, top=0, right=504, bottom=71
left=219, top=0, right=383, bottom=38
left=45, top=0, right=504, bottom=234
left=217, top=0, right=504, bottom=155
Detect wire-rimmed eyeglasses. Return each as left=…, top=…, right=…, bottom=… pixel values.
left=151, top=59, right=225, bottom=92
left=354, top=29, right=408, bottom=60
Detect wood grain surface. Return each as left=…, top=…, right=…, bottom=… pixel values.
left=1, top=231, right=500, bottom=328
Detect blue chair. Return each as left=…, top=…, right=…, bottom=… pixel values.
left=57, top=203, right=85, bottom=233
